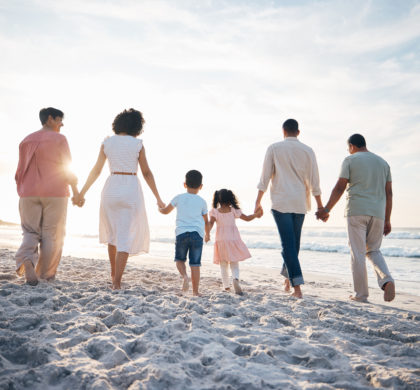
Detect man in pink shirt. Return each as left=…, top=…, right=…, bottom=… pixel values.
left=15, top=107, right=79, bottom=285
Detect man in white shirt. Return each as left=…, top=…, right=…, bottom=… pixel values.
left=255, top=119, right=323, bottom=298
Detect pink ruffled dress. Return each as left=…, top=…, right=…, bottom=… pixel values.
left=209, top=208, right=251, bottom=264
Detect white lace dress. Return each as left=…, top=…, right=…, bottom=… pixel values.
left=99, top=135, right=150, bottom=255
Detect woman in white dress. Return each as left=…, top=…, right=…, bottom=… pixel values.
left=75, top=109, right=165, bottom=289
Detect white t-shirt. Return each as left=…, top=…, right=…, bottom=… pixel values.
left=171, top=193, right=208, bottom=238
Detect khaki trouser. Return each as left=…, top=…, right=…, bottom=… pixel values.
left=347, top=215, right=394, bottom=300
left=15, top=197, right=68, bottom=280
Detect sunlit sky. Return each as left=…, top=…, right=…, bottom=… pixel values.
left=1, top=0, right=419, bottom=234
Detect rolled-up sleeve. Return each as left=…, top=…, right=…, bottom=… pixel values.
left=310, top=151, right=321, bottom=196
left=257, top=146, right=274, bottom=192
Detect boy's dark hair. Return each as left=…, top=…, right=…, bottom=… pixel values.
left=185, top=170, right=202, bottom=189
left=348, top=133, right=366, bottom=148
left=283, top=118, right=299, bottom=134
left=39, top=107, right=64, bottom=125
left=112, top=108, right=145, bottom=137
left=213, top=189, right=240, bottom=209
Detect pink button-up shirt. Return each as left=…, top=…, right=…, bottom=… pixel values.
left=15, top=129, right=72, bottom=197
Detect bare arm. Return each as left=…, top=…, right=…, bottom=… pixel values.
left=203, top=214, right=210, bottom=243
left=314, top=194, right=323, bottom=209
left=208, top=216, right=216, bottom=231
left=254, top=190, right=265, bottom=213
left=240, top=208, right=263, bottom=222
left=316, top=178, right=348, bottom=220
left=79, top=145, right=107, bottom=199
left=139, top=147, right=165, bottom=208
left=384, top=181, right=392, bottom=236
left=159, top=204, right=174, bottom=215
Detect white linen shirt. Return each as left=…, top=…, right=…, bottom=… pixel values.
left=257, top=137, right=321, bottom=214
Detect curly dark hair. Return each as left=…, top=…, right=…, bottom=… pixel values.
left=112, top=108, right=145, bottom=136
left=213, top=189, right=240, bottom=209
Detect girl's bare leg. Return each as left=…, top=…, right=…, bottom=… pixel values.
left=284, top=278, right=291, bottom=292
left=108, top=244, right=117, bottom=284
left=113, top=251, right=128, bottom=290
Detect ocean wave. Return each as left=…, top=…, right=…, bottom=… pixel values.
left=232, top=241, right=420, bottom=258
left=241, top=229, right=420, bottom=240
left=70, top=233, right=420, bottom=258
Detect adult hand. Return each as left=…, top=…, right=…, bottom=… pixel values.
left=316, top=208, right=329, bottom=222
left=157, top=199, right=166, bottom=209
left=384, top=221, right=392, bottom=236
left=255, top=208, right=263, bottom=218
left=204, top=234, right=210, bottom=243
left=72, top=194, right=85, bottom=207
left=254, top=203, right=263, bottom=215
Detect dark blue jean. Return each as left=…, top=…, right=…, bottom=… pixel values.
left=174, top=231, right=203, bottom=266
left=272, top=209, right=305, bottom=287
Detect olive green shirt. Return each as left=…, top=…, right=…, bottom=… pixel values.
left=339, top=151, right=391, bottom=220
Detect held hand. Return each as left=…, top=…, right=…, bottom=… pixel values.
left=255, top=208, right=263, bottom=218
left=315, top=208, right=329, bottom=222
left=157, top=199, right=166, bottom=209
left=72, top=194, right=85, bottom=208
left=384, top=221, right=392, bottom=236
left=205, top=234, right=210, bottom=243
left=254, top=203, right=263, bottom=215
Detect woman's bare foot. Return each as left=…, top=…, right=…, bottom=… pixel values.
left=112, top=282, right=121, bottom=290
left=192, top=291, right=202, bottom=297
left=283, top=278, right=291, bottom=292
left=24, top=260, right=38, bottom=286
left=233, top=279, right=243, bottom=295
left=383, top=281, right=395, bottom=302
left=349, top=295, right=368, bottom=303
left=182, top=276, right=189, bottom=293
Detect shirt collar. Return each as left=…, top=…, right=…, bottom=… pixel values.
left=284, top=137, right=299, bottom=142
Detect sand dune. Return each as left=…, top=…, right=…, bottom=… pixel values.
left=0, top=248, right=419, bottom=389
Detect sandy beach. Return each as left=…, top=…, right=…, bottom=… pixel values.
left=0, top=248, right=419, bottom=389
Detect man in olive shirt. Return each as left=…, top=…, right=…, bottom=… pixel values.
left=317, top=134, right=395, bottom=302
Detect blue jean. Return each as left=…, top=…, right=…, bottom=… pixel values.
left=272, top=210, right=305, bottom=287
left=174, top=231, right=203, bottom=266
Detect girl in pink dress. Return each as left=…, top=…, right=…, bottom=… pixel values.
left=209, top=189, right=262, bottom=294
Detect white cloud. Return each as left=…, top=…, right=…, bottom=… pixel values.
left=1, top=0, right=420, bottom=227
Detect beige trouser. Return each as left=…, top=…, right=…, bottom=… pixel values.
left=347, top=215, right=394, bottom=300
left=15, top=197, right=68, bottom=280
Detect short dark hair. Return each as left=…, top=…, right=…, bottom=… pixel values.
left=112, top=108, right=145, bottom=137
left=348, top=134, right=366, bottom=148
left=39, top=107, right=64, bottom=125
left=185, top=170, right=202, bottom=189
left=282, top=119, right=299, bottom=134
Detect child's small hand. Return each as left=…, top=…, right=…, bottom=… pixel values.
left=205, top=234, right=210, bottom=243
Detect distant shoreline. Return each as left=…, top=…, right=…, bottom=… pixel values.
left=0, top=220, right=18, bottom=226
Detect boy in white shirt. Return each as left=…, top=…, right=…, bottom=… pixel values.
left=159, top=170, right=210, bottom=296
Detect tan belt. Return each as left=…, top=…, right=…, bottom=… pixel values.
left=112, top=172, right=137, bottom=175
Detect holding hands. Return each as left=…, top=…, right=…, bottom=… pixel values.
left=72, top=193, right=85, bottom=208
left=316, top=207, right=329, bottom=222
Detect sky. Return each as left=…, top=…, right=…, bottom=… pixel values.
left=1, top=0, right=419, bottom=234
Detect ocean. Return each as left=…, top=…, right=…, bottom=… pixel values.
left=1, top=224, right=419, bottom=296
